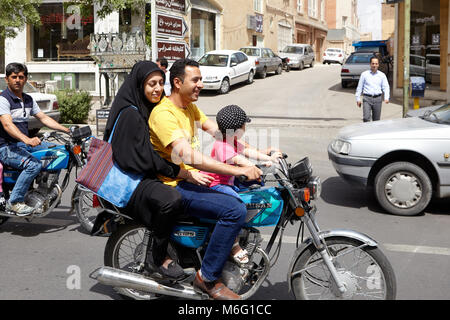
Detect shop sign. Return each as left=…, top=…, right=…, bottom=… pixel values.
left=156, top=0, right=187, bottom=14
left=156, top=12, right=188, bottom=38
left=412, top=35, right=420, bottom=45
left=247, top=14, right=263, bottom=33
left=156, top=39, right=191, bottom=61
left=432, top=33, right=440, bottom=45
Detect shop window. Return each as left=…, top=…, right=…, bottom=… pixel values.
left=191, top=9, right=216, bottom=60
left=32, top=3, right=94, bottom=61
left=410, top=0, right=440, bottom=86
left=52, top=73, right=75, bottom=90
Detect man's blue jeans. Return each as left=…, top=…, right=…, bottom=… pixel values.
left=175, top=181, right=247, bottom=281
left=0, top=142, right=49, bottom=203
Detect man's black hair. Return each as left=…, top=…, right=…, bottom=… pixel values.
left=156, top=57, right=169, bottom=69
left=370, top=56, right=380, bottom=64
left=169, top=58, right=200, bottom=89
left=5, top=62, right=28, bottom=77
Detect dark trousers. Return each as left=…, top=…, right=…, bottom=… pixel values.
left=363, top=95, right=382, bottom=122
left=175, top=181, right=247, bottom=281
left=127, top=179, right=183, bottom=266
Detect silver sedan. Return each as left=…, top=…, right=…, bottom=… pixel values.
left=328, top=104, right=450, bottom=216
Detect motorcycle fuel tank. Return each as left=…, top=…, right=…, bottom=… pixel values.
left=32, top=145, right=69, bottom=171
left=239, top=186, right=283, bottom=227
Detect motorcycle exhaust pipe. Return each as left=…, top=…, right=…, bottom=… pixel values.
left=90, top=266, right=207, bottom=300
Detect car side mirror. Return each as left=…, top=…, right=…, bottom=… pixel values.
left=231, top=62, right=238, bottom=67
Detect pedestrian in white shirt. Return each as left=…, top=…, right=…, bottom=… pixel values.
left=355, top=56, right=390, bottom=122
left=156, top=58, right=172, bottom=97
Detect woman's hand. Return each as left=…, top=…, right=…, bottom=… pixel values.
left=270, top=151, right=283, bottom=163
left=186, top=170, right=215, bottom=186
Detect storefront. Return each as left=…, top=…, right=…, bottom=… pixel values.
left=395, top=0, right=449, bottom=102
left=24, top=1, right=97, bottom=92
left=190, top=0, right=221, bottom=61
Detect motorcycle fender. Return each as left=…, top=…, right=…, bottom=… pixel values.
left=286, top=229, right=378, bottom=292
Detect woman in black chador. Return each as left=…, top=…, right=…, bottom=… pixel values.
left=103, top=61, right=184, bottom=279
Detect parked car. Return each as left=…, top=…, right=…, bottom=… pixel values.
left=239, top=46, right=282, bottom=78
left=323, top=48, right=346, bottom=65
left=0, top=77, right=60, bottom=136
left=328, top=103, right=450, bottom=216
left=410, top=54, right=426, bottom=78
left=198, top=50, right=256, bottom=94
left=279, top=44, right=315, bottom=70
left=425, top=54, right=440, bottom=84
left=340, top=51, right=388, bottom=88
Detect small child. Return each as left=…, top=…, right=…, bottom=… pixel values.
left=0, top=162, right=5, bottom=211
left=205, top=105, right=281, bottom=264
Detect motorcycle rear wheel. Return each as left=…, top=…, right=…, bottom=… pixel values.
left=290, top=237, right=396, bottom=300
left=104, top=223, right=160, bottom=300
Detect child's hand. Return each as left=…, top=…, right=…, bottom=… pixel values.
left=262, top=161, right=272, bottom=167
left=270, top=152, right=283, bottom=163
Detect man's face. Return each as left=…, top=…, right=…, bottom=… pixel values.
left=157, top=61, right=167, bottom=72
left=5, top=71, right=27, bottom=94
left=177, top=66, right=203, bottom=103
left=370, top=58, right=379, bottom=72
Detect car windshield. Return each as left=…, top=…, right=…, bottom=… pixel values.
left=240, top=48, right=260, bottom=57
left=198, top=54, right=229, bottom=67
left=422, top=104, right=450, bottom=124
left=282, top=46, right=303, bottom=54
left=345, top=54, right=372, bottom=64
left=326, top=49, right=341, bottom=53
left=0, top=78, right=37, bottom=93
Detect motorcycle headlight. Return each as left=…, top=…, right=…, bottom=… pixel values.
left=331, top=139, right=351, bottom=155
left=307, top=176, right=321, bottom=200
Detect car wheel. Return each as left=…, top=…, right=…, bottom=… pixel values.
left=299, top=62, right=304, bottom=70
left=247, top=70, right=254, bottom=84
left=276, top=64, right=282, bottom=75
left=341, top=80, right=347, bottom=88
left=218, top=78, right=230, bottom=94
left=374, top=162, right=432, bottom=216
left=310, top=60, right=314, bottom=68
left=260, top=68, right=267, bottom=79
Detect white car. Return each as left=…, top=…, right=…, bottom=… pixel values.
left=0, top=77, right=60, bottom=136
left=323, top=48, right=346, bottom=65
left=198, top=50, right=256, bottom=94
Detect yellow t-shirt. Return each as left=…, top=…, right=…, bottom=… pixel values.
left=149, top=96, right=208, bottom=186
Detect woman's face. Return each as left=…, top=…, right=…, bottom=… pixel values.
left=143, top=71, right=164, bottom=103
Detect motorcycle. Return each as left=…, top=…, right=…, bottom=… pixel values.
left=281, top=57, right=290, bottom=72
left=89, top=155, right=396, bottom=300
left=0, top=126, right=92, bottom=226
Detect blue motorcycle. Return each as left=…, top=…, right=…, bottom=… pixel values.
left=0, top=126, right=92, bottom=225
left=89, top=155, right=397, bottom=300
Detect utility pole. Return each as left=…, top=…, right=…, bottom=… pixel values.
left=403, top=0, right=411, bottom=117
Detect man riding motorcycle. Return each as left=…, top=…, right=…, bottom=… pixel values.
left=0, top=62, right=70, bottom=215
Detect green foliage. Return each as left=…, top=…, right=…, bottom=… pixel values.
left=0, top=0, right=42, bottom=39
left=76, top=0, right=146, bottom=19
left=55, top=90, right=92, bottom=124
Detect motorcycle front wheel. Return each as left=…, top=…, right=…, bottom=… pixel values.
left=73, top=187, right=99, bottom=233
left=290, top=237, right=396, bottom=300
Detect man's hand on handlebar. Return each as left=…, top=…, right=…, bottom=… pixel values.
left=239, top=165, right=263, bottom=181
left=26, top=136, right=41, bottom=147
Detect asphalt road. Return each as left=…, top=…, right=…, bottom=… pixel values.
left=0, top=64, right=449, bottom=300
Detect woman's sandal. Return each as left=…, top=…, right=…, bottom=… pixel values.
left=231, top=243, right=249, bottom=265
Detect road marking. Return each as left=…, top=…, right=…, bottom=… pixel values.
left=383, top=244, right=450, bottom=256
left=261, top=234, right=450, bottom=256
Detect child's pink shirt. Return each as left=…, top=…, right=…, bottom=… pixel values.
left=203, top=139, right=244, bottom=187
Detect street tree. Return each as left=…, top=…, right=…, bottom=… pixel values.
left=0, top=0, right=41, bottom=39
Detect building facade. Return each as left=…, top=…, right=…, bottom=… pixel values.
left=0, top=0, right=328, bottom=95
left=325, top=0, right=360, bottom=56
left=393, top=0, right=449, bottom=103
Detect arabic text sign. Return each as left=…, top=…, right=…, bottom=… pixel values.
left=156, top=0, right=186, bottom=14
left=157, top=39, right=190, bottom=61
left=157, top=12, right=187, bottom=38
